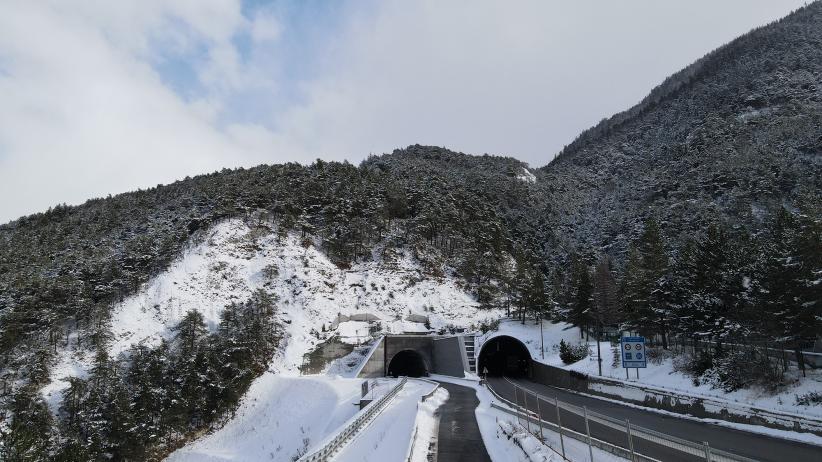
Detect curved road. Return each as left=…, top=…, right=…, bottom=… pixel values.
left=487, top=376, right=822, bottom=462
left=435, top=381, right=492, bottom=462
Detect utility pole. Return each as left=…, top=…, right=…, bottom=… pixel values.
left=540, top=315, right=545, bottom=359
left=597, top=322, right=603, bottom=376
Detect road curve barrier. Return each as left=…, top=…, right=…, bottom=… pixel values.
left=489, top=376, right=759, bottom=462
left=299, top=376, right=408, bottom=462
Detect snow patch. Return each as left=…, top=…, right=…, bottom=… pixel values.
left=42, top=219, right=502, bottom=413
left=517, top=167, right=537, bottom=183
left=334, top=379, right=437, bottom=462
left=165, top=375, right=364, bottom=462
left=408, top=387, right=448, bottom=462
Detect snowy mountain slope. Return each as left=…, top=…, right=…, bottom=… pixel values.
left=42, top=218, right=503, bottom=412
left=334, top=379, right=437, bottom=462
left=165, top=375, right=365, bottom=462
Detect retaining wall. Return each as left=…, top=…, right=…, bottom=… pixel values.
left=530, top=361, right=822, bottom=436
left=357, top=337, right=386, bottom=378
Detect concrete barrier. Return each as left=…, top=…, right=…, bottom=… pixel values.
left=529, top=361, right=822, bottom=436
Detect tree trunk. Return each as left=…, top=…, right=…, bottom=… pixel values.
left=795, top=348, right=806, bottom=377
left=597, top=327, right=603, bottom=376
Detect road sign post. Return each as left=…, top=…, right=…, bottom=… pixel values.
left=621, top=336, right=647, bottom=380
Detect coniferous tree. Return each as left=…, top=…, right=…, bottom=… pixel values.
left=0, top=387, right=53, bottom=462
left=620, top=245, right=645, bottom=336
left=567, top=255, right=593, bottom=338
left=592, top=255, right=618, bottom=374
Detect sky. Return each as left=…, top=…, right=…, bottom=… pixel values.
left=0, top=0, right=808, bottom=224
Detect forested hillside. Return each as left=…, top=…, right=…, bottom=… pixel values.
left=0, top=149, right=534, bottom=459
left=0, top=2, right=821, bottom=460
left=537, top=1, right=822, bottom=261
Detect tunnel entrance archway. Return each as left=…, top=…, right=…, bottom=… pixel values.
left=478, top=335, right=531, bottom=377
left=387, top=349, right=429, bottom=377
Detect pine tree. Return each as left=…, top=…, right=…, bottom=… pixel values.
left=171, top=310, right=210, bottom=428
left=567, top=255, right=593, bottom=337
left=0, top=387, right=53, bottom=461
left=620, top=245, right=645, bottom=335
left=757, top=209, right=822, bottom=376
left=640, top=218, right=672, bottom=348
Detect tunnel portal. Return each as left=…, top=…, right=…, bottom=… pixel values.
left=387, top=349, right=429, bottom=377
left=477, top=335, right=531, bottom=377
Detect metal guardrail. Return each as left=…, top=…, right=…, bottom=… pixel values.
left=494, top=377, right=759, bottom=462
left=299, top=377, right=408, bottom=462
left=485, top=379, right=623, bottom=462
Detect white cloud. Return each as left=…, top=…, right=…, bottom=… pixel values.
left=251, top=11, right=282, bottom=43
left=265, top=0, right=808, bottom=165
left=0, top=0, right=270, bottom=222
left=0, top=0, right=808, bottom=223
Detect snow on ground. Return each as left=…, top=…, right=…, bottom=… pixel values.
left=337, top=321, right=372, bottom=344
left=42, top=218, right=502, bottom=412
left=166, top=375, right=365, bottom=462
left=408, top=387, right=448, bottom=462
left=517, top=167, right=537, bottom=183
left=432, top=375, right=627, bottom=462
left=480, top=320, right=822, bottom=420
left=566, top=341, right=822, bottom=419
left=334, top=379, right=437, bottom=462
left=495, top=420, right=568, bottom=461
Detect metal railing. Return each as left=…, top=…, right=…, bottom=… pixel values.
left=299, top=377, right=408, bottom=462
left=489, top=377, right=759, bottom=462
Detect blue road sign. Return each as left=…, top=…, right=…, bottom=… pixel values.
left=621, top=336, right=646, bottom=368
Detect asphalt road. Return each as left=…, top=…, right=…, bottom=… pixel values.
left=487, top=376, right=822, bottom=462
left=435, top=381, right=492, bottom=462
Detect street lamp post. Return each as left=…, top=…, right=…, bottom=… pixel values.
left=540, top=315, right=545, bottom=359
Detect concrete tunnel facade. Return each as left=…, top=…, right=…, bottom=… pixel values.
left=357, top=333, right=533, bottom=378
left=358, top=335, right=469, bottom=378
left=476, top=334, right=532, bottom=377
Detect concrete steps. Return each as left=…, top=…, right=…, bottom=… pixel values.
left=463, top=336, right=476, bottom=373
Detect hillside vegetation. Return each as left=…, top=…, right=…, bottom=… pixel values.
left=1, top=2, right=821, bottom=460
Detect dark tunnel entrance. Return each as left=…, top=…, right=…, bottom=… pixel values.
left=387, top=350, right=428, bottom=377
left=478, top=335, right=531, bottom=377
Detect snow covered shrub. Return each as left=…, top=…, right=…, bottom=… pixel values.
left=559, top=340, right=589, bottom=364
left=703, top=350, right=748, bottom=392
left=477, top=319, right=500, bottom=334
left=684, top=347, right=784, bottom=392
left=673, top=350, right=714, bottom=386
left=611, top=342, right=621, bottom=368
left=262, top=263, right=279, bottom=281
left=795, top=391, right=822, bottom=407
left=646, top=346, right=667, bottom=365
left=748, top=350, right=786, bottom=392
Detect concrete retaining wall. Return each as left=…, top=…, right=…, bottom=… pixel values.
left=530, top=361, right=822, bottom=436
left=357, top=337, right=386, bottom=378
left=356, top=335, right=468, bottom=378
left=432, top=337, right=465, bottom=376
